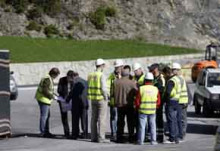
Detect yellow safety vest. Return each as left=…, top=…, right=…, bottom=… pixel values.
left=107, top=73, right=116, bottom=106
left=88, top=71, right=104, bottom=101
left=178, top=76, right=189, bottom=104
left=133, top=74, right=145, bottom=87
left=139, top=85, right=158, bottom=114
left=168, top=76, right=181, bottom=101
left=35, top=74, right=54, bottom=105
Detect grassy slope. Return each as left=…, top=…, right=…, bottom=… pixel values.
left=0, top=36, right=199, bottom=63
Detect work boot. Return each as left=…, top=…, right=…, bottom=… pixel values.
left=43, top=133, right=55, bottom=138
left=110, top=134, right=117, bottom=142
left=163, top=139, right=175, bottom=144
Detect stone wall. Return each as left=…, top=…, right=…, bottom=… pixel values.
left=10, top=54, right=203, bottom=86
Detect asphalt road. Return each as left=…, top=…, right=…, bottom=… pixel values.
left=0, top=83, right=220, bottom=151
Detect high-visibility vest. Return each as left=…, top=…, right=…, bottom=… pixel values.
left=107, top=73, right=116, bottom=106
left=88, top=71, right=104, bottom=101
left=178, top=76, right=189, bottom=104
left=35, top=74, right=54, bottom=105
left=153, top=74, right=165, bottom=92
left=133, top=74, right=145, bottom=87
left=139, top=85, right=158, bottom=114
left=168, top=76, right=181, bottom=101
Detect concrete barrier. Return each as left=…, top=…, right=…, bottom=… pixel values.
left=10, top=53, right=203, bottom=86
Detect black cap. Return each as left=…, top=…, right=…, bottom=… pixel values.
left=148, top=63, right=159, bottom=71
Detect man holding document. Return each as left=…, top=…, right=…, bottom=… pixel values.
left=35, top=68, right=60, bottom=138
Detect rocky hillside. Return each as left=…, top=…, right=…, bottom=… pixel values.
left=0, top=0, right=220, bottom=49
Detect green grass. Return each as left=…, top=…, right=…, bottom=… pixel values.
left=0, top=36, right=199, bottom=63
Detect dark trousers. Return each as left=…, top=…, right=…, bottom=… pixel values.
left=117, top=106, right=135, bottom=142
left=134, top=109, right=139, bottom=140
left=156, top=105, right=164, bottom=142
left=181, top=105, right=187, bottom=138
left=167, top=100, right=183, bottom=142
left=58, top=102, right=70, bottom=136
left=72, top=107, right=88, bottom=138
left=110, top=106, right=117, bottom=136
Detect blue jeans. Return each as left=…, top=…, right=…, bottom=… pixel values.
left=138, top=113, right=156, bottom=144
left=110, top=106, right=117, bottom=136
left=38, top=101, right=50, bottom=134
left=167, top=100, right=183, bottom=142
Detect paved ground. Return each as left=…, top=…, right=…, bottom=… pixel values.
left=0, top=84, right=219, bottom=151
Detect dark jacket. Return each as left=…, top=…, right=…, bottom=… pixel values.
left=57, top=76, right=72, bottom=99
left=114, top=76, right=137, bottom=107
left=164, top=75, right=175, bottom=103
left=67, top=77, right=89, bottom=109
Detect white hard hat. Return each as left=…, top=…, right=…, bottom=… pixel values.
left=133, top=63, right=142, bottom=71
left=114, top=59, right=124, bottom=67
left=171, top=62, right=181, bottom=70
left=96, top=58, right=105, bottom=66
left=145, top=72, right=154, bottom=80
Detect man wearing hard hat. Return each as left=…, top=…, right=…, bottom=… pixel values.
left=172, top=62, right=188, bottom=142
left=133, top=63, right=145, bottom=87
left=149, top=63, right=165, bottom=143
left=132, top=62, right=145, bottom=140
left=163, top=65, right=182, bottom=144
left=107, top=59, right=124, bottom=141
left=88, top=58, right=109, bottom=143
left=135, top=72, right=161, bottom=145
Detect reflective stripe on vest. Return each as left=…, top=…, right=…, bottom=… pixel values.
left=153, top=74, right=165, bottom=87
left=178, top=76, right=189, bottom=104
left=161, top=74, right=165, bottom=87
left=35, top=74, right=54, bottom=105
left=169, top=76, right=181, bottom=101
left=88, top=71, right=104, bottom=101
left=107, top=73, right=116, bottom=106
left=139, top=85, right=158, bottom=114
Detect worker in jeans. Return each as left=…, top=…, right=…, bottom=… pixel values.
left=135, top=72, right=161, bottom=145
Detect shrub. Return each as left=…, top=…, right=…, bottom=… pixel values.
left=44, top=24, right=59, bottom=38
left=0, top=0, right=6, bottom=7
left=44, top=0, right=61, bottom=16
left=105, top=6, right=116, bottom=17
left=27, top=7, right=42, bottom=20
left=33, top=0, right=61, bottom=16
left=26, top=21, right=42, bottom=32
left=89, top=6, right=117, bottom=30
left=67, top=18, right=80, bottom=30
left=89, top=7, right=106, bottom=30
left=6, top=0, right=29, bottom=13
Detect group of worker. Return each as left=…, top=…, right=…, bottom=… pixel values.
left=35, top=69, right=89, bottom=139
left=35, top=58, right=188, bottom=145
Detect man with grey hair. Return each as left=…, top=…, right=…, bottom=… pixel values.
left=114, top=67, right=137, bottom=143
